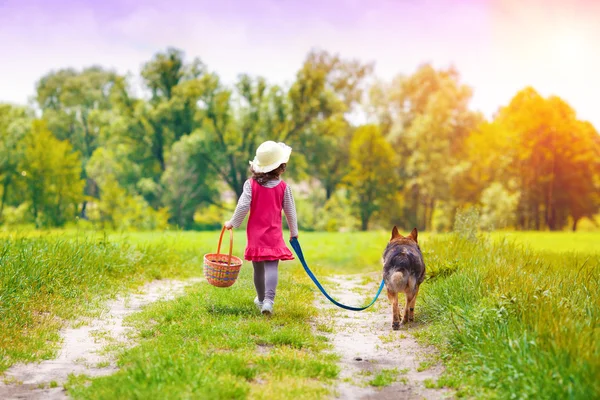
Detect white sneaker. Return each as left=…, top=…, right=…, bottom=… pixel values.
left=261, top=300, right=274, bottom=316
left=254, top=297, right=263, bottom=311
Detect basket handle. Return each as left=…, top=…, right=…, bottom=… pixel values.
left=216, top=226, right=234, bottom=266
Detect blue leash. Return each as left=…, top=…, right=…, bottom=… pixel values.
left=290, top=237, right=385, bottom=311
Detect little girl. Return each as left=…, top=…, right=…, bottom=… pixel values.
left=224, top=141, right=298, bottom=315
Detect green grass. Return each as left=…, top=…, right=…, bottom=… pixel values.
left=2, top=229, right=599, bottom=399
left=66, top=267, right=338, bottom=399
left=423, top=378, right=437, bottom=389
left=417, top=360, right=435, bottom=372
left=0, top=233, right=199, bottom=372
left=490, top=231, right=600, bottom=254
left=369, top=368, right=399, bottom=387
left=416, top=234, right=600, bottom=399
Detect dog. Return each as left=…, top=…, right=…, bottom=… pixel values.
left=382, top=227, right=426, bottom=330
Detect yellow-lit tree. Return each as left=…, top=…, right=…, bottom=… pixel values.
left=345, top=125, right=398, bottom=231
left=20, top=121, right=85, bottom=227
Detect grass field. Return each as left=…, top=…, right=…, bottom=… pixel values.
left=490, top=231, right=600, bottom=254
left=66, top=266, right=338, bottom=399
left=1, top=229, right=599, bottom=399
left=419, top=234, right=599, bottom=398
left=0, top=234, right=199, bottom=372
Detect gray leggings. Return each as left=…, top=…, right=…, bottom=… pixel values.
left=252, top=260, right=279, bottom=303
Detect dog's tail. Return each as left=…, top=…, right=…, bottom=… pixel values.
left=389, top=271, right=408, bottom=293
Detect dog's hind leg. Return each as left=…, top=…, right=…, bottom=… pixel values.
left=404, top=276, right=418, bottom=323
left=408, top=285, right=419, bottom=322
left=387, top=289, right=401, bottom=330
left=402, top=291, right=413, bottom=325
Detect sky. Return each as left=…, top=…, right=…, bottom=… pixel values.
left=0, top=0, right=599, bottom=128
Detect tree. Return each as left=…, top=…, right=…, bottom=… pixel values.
left=460, top=88, right=600, bottom=231
left=161, top=132, right=219, bottom=229
left=36, top=67, right=123, bottom=217
left=495, top=88, right=600, bottom=230
left=276, top=50, right=372, bottom=195
left=141, top=47, right=204, bottom=102
left=345, top=125, right=398, bottom=230
left=373, top=64, right=480, bottom=230
left=298, top=115, right=353, bottom=200
left=20, top=121, right=85, bottom=227
left=36, top=67, right=121, bottom=159
left=0, top=104, right=31, bottom=221
left=137, top=48, right=206, bottom=172
left=566, top=121, right=600, bottom=230
left=193, top=50, right=372, bottom=199
left=452, top=121, right=518, bottom=207
left=194, top=73, right=263, bottom=199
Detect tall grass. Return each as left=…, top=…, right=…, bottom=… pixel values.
left=418, top=235, right=600, bottom=399
left=0, top=234, right=198, bottom=371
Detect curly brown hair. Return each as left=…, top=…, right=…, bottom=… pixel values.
left=251, top=163, right=287, bottom=185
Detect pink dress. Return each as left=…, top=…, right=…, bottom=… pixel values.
left=245, top=179, right=294, bottom=262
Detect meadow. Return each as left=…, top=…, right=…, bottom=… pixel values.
left=0, top=229, right=598, bottom=399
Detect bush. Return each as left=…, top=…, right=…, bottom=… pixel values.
left=316, top=190, right=360, bottom=232
left=453, top=207, right=480, bottom=241
left=194, top=204, right=232, bottom=230
left=1, top=203, right=31, bottom=226
left=479, top=182, right=519, bottom=230
left=431, top=201, right=455, bottom=233
left=88, top=175, right=170, bottom=231
left=295, top=187, right=359, bottom=232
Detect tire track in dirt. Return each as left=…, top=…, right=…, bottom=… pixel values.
left=316, top=274, right=452, bottom=400
left=0, top=278, right=203, bottom=400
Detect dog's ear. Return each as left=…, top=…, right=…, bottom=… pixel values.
left=391, top=226, right=401, bottom=240
left=409, top=228, right=418, bottom=242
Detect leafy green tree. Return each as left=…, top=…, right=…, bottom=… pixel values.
left=0, top=104, right=31, bottom=221
left=345, top=125, right=398, bottom=231
left=139, top=48, right=206, bottom=172
left=36, top=67, right=123, bottom=216
left=372, top=64, right=480, bottom=230
left=195, top=50, right=372, bottom=199
left=20, top=121, right=85, bottom=227
left=141, top=47, right=204, bottom=102
left=161, top=132, right=219, bottom=229
left=299, top=115, right=353, bottom=200
left=36, top=67, right=121, bottom=160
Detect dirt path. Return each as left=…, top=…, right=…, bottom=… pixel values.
left=0, top=278, right=202, bottom=400
left=316, top=274, right=452, bottom=400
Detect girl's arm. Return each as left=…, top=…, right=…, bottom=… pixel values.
left=283, top=185, right=299, bottom=238
left=225, top=180, right=252, bottom=229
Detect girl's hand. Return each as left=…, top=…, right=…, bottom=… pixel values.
left=224, top=221, right=233, bottom=230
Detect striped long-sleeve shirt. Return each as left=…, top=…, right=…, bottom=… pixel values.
left=228, top=179, right=299, bottom=238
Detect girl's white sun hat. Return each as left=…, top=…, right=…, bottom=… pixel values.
left=249, top=141, right=292, bottom=173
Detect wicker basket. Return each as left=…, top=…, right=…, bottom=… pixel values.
left=203, top=227, right=243, bottom=288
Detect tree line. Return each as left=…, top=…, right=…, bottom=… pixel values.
left=0, top=48, right=599, bottom=231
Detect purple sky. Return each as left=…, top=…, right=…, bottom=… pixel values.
left=1, top=0, right=598, bottom=128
